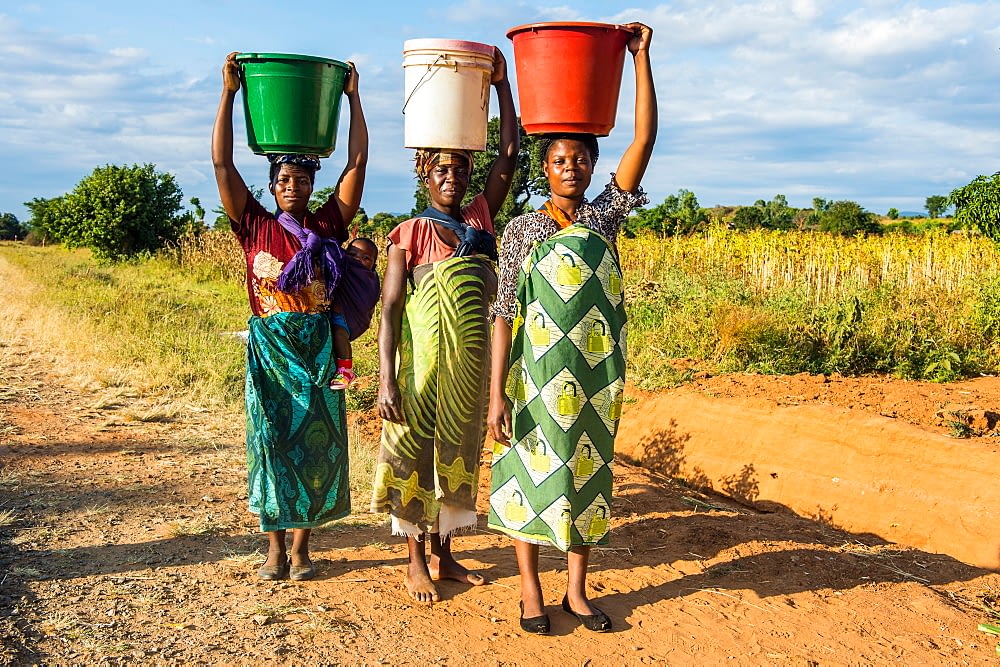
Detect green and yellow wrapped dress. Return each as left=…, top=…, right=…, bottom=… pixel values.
left=371, top=196, right=497, bottom=537
left=488, top=180, right=647, bottom=550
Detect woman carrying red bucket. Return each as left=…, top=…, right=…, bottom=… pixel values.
left=487, top=22, right=657, bottom=634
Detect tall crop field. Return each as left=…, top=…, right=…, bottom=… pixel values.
left=619, top=226, right=1000, bottom=388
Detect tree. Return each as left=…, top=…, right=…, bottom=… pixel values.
left=886, top=208, right=900, bottom=220
left=817, top=200, right=881, bottom=236
left=25, top=196, right=72, bottom=244
left=925, top=195, right=949, bottom=219
left=178, top=196, right=208, bottom=235
left=625, top=189, right=708, bottom=236
left=0, top=212, right=24, bottom=240
left=950, top=173, right=1000, bottom=241
left=369, top=211, right=407, bottom=237
left=729, top=195, right=795, bottom=231
left=60, top=163, right=185, bottom=262
left=731, top=205, right=766, bottom=231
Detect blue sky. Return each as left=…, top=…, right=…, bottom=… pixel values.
left=2, top=1, right=999, bottom=223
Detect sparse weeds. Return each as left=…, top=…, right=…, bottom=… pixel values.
left=164, top=516, right=228, bottom=538
left=0, top=469, right=21, bottom=490
left=942, top=409, right=988, bottom=438
left=10, top=566, right=41, bottom=578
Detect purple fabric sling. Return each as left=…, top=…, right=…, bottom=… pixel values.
left=274, top=210, right=381, bottom=341
left=335, top=257, right=382, bottom=341
left=275, top=210, right=344, bottom=298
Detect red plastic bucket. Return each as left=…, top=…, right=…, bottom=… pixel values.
left=506, top=22, right=632, bottom=136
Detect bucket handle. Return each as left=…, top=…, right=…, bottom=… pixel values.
left=401, top=54, right=458, bottom=115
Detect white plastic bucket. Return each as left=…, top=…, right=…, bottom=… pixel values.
left=402, top=38, right=494, bottom=150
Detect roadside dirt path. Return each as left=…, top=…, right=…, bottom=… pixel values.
left=2, top=334, right=1000, bottom=665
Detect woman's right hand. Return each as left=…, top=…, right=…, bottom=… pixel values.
left=223, top=51, right=241, bottom=93
left=487, top=392, right=512, bottom=445
left=378, top=377, right=405, bottom=423
left=490, top=47, right=508, bottom=85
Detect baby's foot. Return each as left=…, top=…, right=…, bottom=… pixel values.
left=330, top=367, right=356, bottom=390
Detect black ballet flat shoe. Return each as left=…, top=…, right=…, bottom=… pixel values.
left=257, top=559, right=289, bottom=581
left=561, top=595, right=612, bottom=632
left=519, top=601, right=551, bottom=634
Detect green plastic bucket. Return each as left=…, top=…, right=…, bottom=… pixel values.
left=235, top=52, right=351, bottom=157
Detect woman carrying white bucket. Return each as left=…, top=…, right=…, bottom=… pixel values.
left=372, top=45, right=518, bottom=603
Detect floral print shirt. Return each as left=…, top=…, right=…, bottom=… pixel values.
left=230, top=190, right=347, bottom=317
left=491, top=176, right=648, bottom=325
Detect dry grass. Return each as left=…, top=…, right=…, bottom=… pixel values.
left=620, top=226, right=1000, bottom=299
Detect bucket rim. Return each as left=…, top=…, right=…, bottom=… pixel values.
left=403, top=38, right=494, bottom=57
left=505, top=21, right=632, bottom=40
left=235, top=52, right=350, bottom=69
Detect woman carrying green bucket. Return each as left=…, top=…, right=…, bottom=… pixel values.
left=212, top=51, right=368, bottom=581
left=486, top=22, right=657, bottom=633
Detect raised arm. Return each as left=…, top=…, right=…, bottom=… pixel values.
left=614, top=23, right=657, bottom=193
left=211, top=51, right=249, bottom=222
left=330, top=63, right=369, bottom=224
left=482, top=48, right=519, bottom=218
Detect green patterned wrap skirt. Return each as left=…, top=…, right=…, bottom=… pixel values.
left=371, top=256, right=497, bottom=535
left=245, top=312, right=351, bottom=532
left=488, top=225, right=626, bottom=551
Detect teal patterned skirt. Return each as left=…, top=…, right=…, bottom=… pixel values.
left=488, top=225, right=625, bottom=551
left=245, top=312, right=350, bottom=532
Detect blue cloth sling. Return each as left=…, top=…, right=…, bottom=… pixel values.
left=418, top=206, right=498, bottom=261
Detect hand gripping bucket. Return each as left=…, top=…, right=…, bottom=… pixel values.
left=506, top=22, right=632, bottom=136
left=402, top=39, right=495, bottom=150
left=235, top=52, right=351, bottom=156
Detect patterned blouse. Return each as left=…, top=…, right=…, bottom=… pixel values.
left=491, top=176, right=648, bottom=325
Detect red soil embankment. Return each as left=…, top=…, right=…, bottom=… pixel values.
left=618, top=374, right=1000, bottom=569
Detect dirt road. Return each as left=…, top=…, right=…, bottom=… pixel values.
left=2, top=335, right=1000, bottom=665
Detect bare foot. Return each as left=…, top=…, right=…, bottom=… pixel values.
left=429, top=555, right=487, bottom=586
left=405, top=563, right=440, bottom=603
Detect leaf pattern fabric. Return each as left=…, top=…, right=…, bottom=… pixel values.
left=371, top=256, right=497, bottom=531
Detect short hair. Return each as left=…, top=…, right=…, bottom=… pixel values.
left=538, top=133, right=600, bottom=167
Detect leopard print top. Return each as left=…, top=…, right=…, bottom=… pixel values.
left=491, top=176, right=648, bottom=325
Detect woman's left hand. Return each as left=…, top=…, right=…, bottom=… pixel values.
left=624, top=22, right=653, bottom=54
left=487, top=393, right=512, bottom=445
left=344, top=61, right=359, bottom=96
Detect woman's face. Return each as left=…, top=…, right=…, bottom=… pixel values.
left=543, top=139, right=594, bottom=199
left=425, top=161, right=470, bottom=210
left=271, top=164, right=313, bottom=215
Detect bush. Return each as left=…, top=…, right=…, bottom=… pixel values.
left=0, top=212, right=24, bottom=240
left=817, top=200, right=881, bottom=236
left=34, top=163, right=185, bottom=262
left=951, top=172, right=1000, bottom=241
